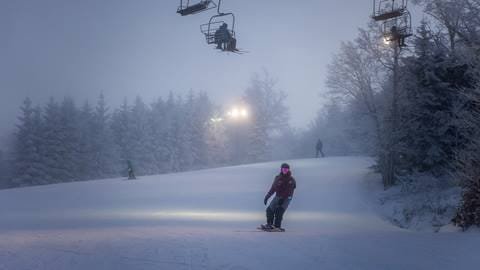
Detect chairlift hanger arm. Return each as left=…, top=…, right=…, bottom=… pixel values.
left=217, top=0, right=222, bottom=14
left=208, top=12, right=235, bottom=31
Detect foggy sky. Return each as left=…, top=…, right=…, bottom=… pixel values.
left=0, top=0, right=411, bottom=148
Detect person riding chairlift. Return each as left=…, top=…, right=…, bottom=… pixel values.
left=390, top=26, right=406, bottom=47
left=214, top=23, right=237, bottom=51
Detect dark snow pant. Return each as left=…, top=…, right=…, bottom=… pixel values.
left=316, top=148, right=324, bottom=158
left=266, top=196, right=291, bottom=228
left=128, top=169, right=136, bottom=180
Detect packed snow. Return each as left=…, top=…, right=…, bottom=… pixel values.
left=0, top=157, right=478, bottom=270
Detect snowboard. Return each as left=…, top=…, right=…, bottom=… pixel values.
left=257, top=224, right=285, bottom=232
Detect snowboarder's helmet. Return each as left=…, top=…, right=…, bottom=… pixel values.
left=281, top=163, right=290, bottom=169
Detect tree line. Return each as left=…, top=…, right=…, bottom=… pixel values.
left=323, top=0, right=480, bottom=229
left=1, top=73, right=290, bottom=188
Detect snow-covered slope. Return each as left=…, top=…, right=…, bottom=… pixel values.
left=0, top=157, right=478, bottom=270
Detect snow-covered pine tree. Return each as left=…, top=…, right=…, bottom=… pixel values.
left=401, top=1, right=480, bottom=228
left=12, top=98, right=47, bottom=186
left=188, top=91, right=212, bottom=168
left=400, top=21, right=477, bottom=176
left=453, top=92, right=480, bottom=229
left=41, top=98, right=64, bottom=183
left=0, top=149, right=8, bottom=189
left=399, top=23, right=451, bottom=175
left=164, top=93, right=183, bottom=172
left=77, top=101, right=96, bottom=180
left=130, top=96, right=158, bottom=175
left=91, top=94, right=118, bottom=178
left=180, top=92, right=197, bottom=170
left=453, top=146, right=480, bottom=229
left=111, top=99, right=135, bottom=177
left=31, top=106, right=48, bottom=182
left=55, top=97, right=81, bottom=182
left=150, top=97, right=170, bottom=173
left=451, top=31, right=480, bottom=229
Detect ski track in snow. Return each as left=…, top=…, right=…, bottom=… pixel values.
left=0, top=157, right=479, bottom=270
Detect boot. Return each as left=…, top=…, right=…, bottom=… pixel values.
left=261, top=224, right=274, bottom=230
left=274, top=207, right=286, bottom=228
left=271, top=226, right=285, bottom=232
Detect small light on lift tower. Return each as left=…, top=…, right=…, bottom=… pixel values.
left=210, top=117, right=223, bottom=123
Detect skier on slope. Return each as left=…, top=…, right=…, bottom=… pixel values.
left=261, top=163, right=297, bottom=232
left=127, top=160, right=136, bottom=180
left=316, top=138, right=325, bottom=158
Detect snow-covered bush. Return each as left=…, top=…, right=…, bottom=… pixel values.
left=376, top=173, right=461, bottom=231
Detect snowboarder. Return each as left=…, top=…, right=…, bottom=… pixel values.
left=316, top=138, right=325, bottom=158
left=261, top=163, right=296, bottom=232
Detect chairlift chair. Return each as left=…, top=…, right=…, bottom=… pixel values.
left=177, top=0, right=217, bottom=16
left=372, top=0, right=408, bottom=21
left=382, top=10, right=413, bottom=47
left=200, top=12, right=237, bottom=51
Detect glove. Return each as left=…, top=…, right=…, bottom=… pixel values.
left=264, top=195, right=269, bottom=205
